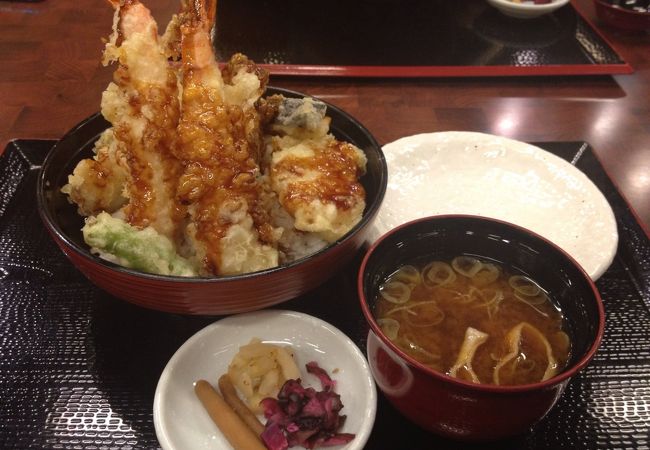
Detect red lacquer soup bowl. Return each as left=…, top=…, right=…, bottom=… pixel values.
left=37, top=87, right=387, bottom=315
left=594, top=0, right=650, bottom=31
left=358, top=215, right=605, bottom=440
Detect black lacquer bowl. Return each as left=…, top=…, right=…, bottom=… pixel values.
left=37, top=87, right=387, bottom=315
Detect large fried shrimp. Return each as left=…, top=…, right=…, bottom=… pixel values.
left=176, top=0, right=278, bottom=275
left=101, top=0, right=184, bottom=241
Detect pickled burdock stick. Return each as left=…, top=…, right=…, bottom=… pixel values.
left=218, top=374, right=265, bottom=436
left=194, top=380, right=266, bottom=450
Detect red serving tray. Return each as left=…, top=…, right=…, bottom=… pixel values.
left=214, top=0, right=632, bottom=77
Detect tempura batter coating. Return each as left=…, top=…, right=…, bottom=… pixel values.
left=270, top=135, right=367, bottom=242
left=61, top=0, right=368, bottom=277
left=267, top=99, right=367, bottom=243
left=101, top=0, right=184, bottom=241
left=62, top=129, right=129, bottom=216
left=176, top=1, right=278, bottom=275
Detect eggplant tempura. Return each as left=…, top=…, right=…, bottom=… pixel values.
left=62, top=0, right=367, bottom=277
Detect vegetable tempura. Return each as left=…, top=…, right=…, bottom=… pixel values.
left=63, top=0, right=367, bottom=277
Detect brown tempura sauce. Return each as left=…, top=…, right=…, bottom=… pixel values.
left=112, top=63, right=186, bottom=241
left=272, top=140, right=366, bottom=215
left=176, top=65, right=274, bottom=274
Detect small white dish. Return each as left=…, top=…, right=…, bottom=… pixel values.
left=153, top=310, right=377, bottom=450
left=370, top=131, right=618, bottom=280
left=486, top=0, right=570, bottom=18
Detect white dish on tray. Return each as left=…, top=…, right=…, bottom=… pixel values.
left=153, top=310, right=376, bottom=450
left=369, top=131, right=617, bottom=280
left=486, top=0, right=570, bottom=19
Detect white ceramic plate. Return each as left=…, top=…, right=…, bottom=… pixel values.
left=369, top=131, right=617, bottom=280
left=153, top=310, right=376, bottom=450
left=486, top=0, right=570, bottom=19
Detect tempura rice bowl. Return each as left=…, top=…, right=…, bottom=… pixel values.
left=38, top=87, right=387, bottom=315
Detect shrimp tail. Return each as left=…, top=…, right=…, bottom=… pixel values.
left=180, top=0, right=216, bottom=35
left=103, top=0, right=158, bottom=64
left=205, top=0, right=217, bottom=32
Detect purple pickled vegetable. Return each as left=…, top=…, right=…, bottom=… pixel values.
left=261, top=422, right=289, bottom=450
left=311, top=433, right=356, bottom=448
left=302, top=396, right=326, bottom=417
left=261, top=397, right=283, bottom=418
left=306, top=361, right=336, bottom=391
left=260, top=362, right=355, bottom=449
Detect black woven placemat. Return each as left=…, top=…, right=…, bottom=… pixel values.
left=0, top=139, right=648, bottom=449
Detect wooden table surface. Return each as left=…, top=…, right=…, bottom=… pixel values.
left=1, top=0, right=648, bottom=233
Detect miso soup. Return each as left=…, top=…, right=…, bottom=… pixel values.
left=374, top=256, right=570, bottom=386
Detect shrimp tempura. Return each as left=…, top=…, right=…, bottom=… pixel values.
left=100, top=0, right=185, bottom=241
left=176, top=0, right=279, bottom=275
